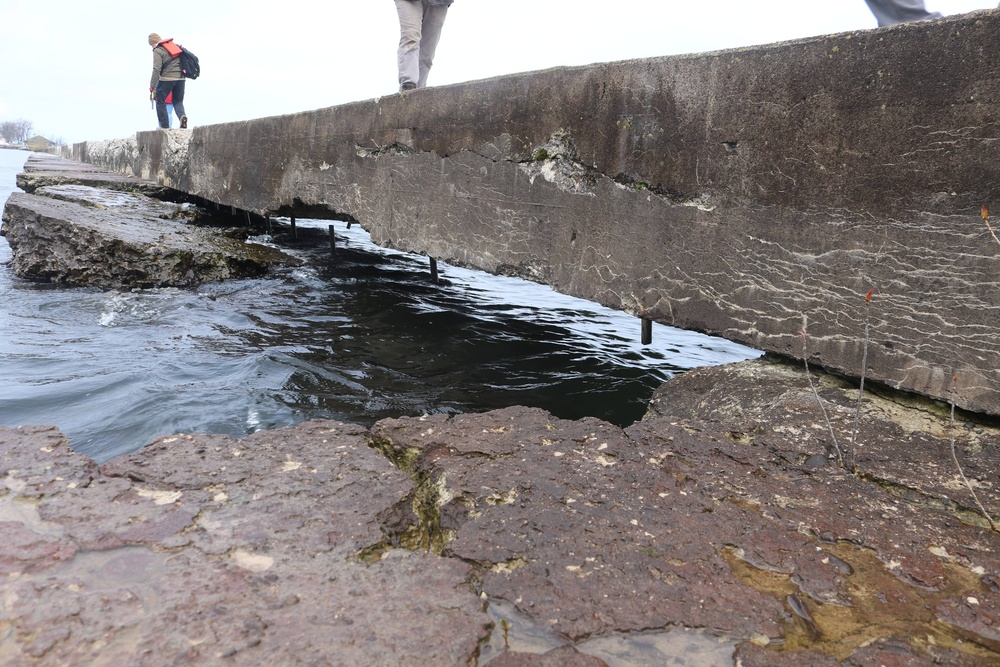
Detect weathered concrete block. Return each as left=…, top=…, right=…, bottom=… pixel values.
left=74, top=12, right=1000, bottom=414
left=16, top=152, right=168, bottom=197
left=0, top=191, right=300, bottom=288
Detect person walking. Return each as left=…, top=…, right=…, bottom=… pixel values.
left=865, top=0, right=941, bottom=26
left=395, top=0, right=454, bottom=91
left=148, top=32, right=188, bottom=129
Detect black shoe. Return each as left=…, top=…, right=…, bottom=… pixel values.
left=180, top=115, right=188, bottom=129
left=400, top=82, right=416, bottom=92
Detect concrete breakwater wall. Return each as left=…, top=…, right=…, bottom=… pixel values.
left=74, top=11, right=1000, bottom=415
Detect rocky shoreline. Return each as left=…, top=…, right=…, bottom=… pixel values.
left=0, top=156, right=997, bottom=665
left=1, top=357, right=997, bottom=666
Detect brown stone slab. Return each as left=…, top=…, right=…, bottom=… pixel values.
left=0, top=421, right=491, bottom=666
left=369, top=362, right=999, bottom=664
left=2, top=358, right=998, bottom=664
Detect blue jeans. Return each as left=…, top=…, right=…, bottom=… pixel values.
left=155, top=80, right=186, bottom=128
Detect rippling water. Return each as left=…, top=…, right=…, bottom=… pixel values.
left=0, top=149, right=759, bottom=462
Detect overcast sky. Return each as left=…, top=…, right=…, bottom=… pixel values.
left=1, top=0, right=995, bottom=144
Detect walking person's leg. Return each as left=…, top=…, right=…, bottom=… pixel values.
left=395, top=0, right=423, bottom=90
left=170, top=82, right=186, bottom=118
left=154, top=81, right=171, bottom=128
left=170, top=81, right=188, bottom=128
left=417, top=3, right=449, bottom=88
left=865, top=0, right=941, bottom=26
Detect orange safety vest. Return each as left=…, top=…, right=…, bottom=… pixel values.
left=155, top=38, right=183, bottom=59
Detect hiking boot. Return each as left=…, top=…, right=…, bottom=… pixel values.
left=180, top=115, right=188, bottom=129
left=400, top=82, right=416, bottom=92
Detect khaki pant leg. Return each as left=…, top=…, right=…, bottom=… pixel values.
left=395, top=0, right=424, bottom=88
left=416, top=4, right=449, bottom=88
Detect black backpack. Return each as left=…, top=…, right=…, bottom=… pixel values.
left=160, top=44, right=201, bottom=80
left=177, top=46, right=200, bottom=80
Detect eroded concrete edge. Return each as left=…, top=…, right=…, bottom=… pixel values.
left=71, top=12, right=1000, bottom=416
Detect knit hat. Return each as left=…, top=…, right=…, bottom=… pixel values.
left=148, top=33, right=161, bottom=46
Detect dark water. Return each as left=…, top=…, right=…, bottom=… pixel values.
left=0, top=149, right=759, bottom=463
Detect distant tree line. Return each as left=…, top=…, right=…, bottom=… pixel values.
left=1, top=119, right=34, bottom=144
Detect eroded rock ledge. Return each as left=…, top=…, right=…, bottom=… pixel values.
left=2, top=357, right=996, bottom=666
left=1, top=156, right=299, bottom=288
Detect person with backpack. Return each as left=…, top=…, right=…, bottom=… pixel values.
left=864, top=0, right=941, bottom=26
left=395, top=0, right=454, bottom=91
left=148, top=32, right=188, bottom=129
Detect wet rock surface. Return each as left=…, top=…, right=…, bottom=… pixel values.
left=16, top=154, right=170, bottom=198
left=1, top=358, right=997, bottom=665
left=1, top=157, right=300, bottom=288
left=1, top=423, right=490, bottom=666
